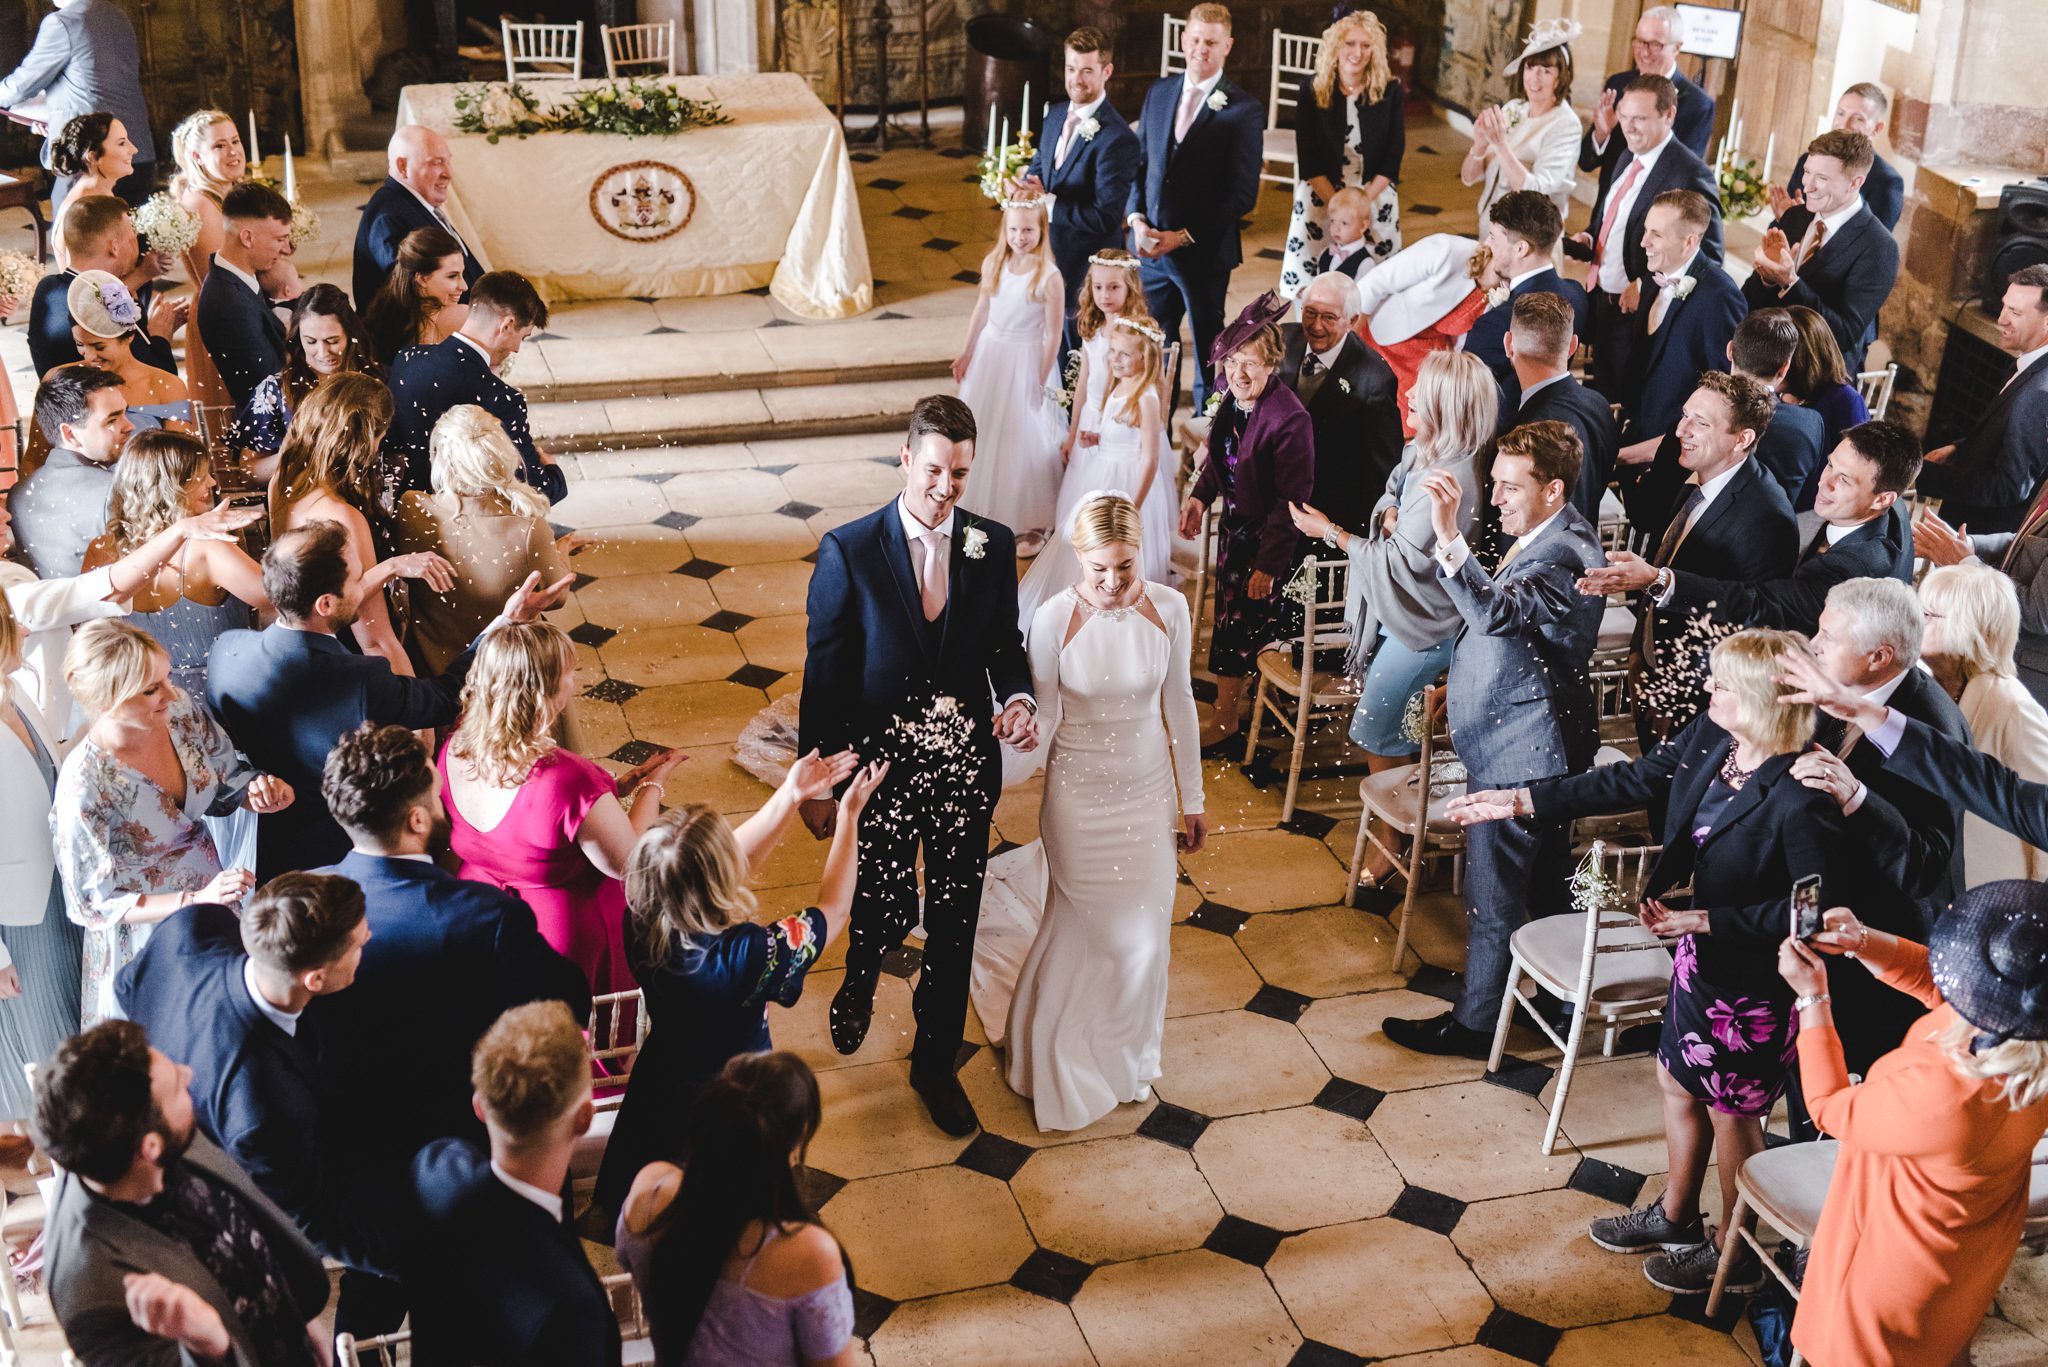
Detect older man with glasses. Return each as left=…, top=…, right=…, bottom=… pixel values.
left=1579, top=5, right=1716, bottom=183
left=1277, top=271, right=1404, bottom=534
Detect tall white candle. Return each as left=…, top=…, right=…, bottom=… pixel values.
left=283, top=134, right=296, bottom=202
left=1762, top=131, right=1775, bottom=184
left=1000, top=117, right=1009, bottom=154
left=247, top=109, right=260, bottom=167
left=1021, top=82, right=1031, bottom=138
left=1727, top=97, right=1740, bottom=153
left=986, top=103, right=996, bottom=159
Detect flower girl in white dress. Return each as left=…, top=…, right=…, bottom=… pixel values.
left=956, top=198, right=1065, bottom=552
left=989, top=493, right=1206, bottom=1131
left=1061, top=249, right=1149, bottom=464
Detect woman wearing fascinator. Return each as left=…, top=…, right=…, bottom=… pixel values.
left=1462, top=19, right=1583, bottom=230
left=61, top=270, right=192, bottom=432
left=972, top=490, right=1204, bottom=1132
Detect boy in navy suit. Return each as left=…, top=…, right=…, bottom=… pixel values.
left=1125, top=3, right=1264, bottom=406
left=1015, top=27, right=1139, bottom=355
left=195, top=181, right=293, bottom=407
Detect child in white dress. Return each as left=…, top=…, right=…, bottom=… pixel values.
left=956, top=198, right=1065, bottom=552
left=1061, top=249, right=1152, bottom=464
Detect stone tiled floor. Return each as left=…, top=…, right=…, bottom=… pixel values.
left=0, top=108, right=2034, bottom=1365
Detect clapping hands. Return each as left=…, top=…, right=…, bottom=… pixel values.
left=1769, top=183, right=1804, bottom=221
left=244, top=774, right=294, bottom=814
left=1576, top=549, right=1658, bottom=596
left=1913, top=506, right=1973, bottom=566
left=1753, top=228, right=1798, bottom=288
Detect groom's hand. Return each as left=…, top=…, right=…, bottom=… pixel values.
left=994, top=699, right=1038, bottom=752
left=799, top=798, right=838, bottom=840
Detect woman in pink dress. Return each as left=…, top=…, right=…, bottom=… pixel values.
left=439, top=622, right=682, bottom=994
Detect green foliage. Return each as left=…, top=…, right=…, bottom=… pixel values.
left=452, top=79, right=731, bottom=143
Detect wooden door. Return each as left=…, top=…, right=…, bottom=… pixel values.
left=1724, top=0, right=1832, bottom=176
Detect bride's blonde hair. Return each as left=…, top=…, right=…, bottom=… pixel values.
left=1070, top=493, right=1142, bottom=554
left=980, top=199, right=1057, bottom=304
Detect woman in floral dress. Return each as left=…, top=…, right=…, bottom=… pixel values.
left=52, top=620, right=292, bottom=1023
left=1279, top=9, right=1406, bottom=295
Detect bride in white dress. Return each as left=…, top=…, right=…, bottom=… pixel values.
left=979, top=492, right=1205, bottom=1131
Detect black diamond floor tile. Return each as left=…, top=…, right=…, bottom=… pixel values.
left=1245, top=983, right=1312, bottom=1023
left=1311, top=1077, right=1385, bottom=1124
left=1185, top=900, right=1249, bottom=936
left=991, top=837, right=1021, bottom=857
left=1476, top=1305, right=1561, bottom=1364
left=1486, top=1059, right=1556, bottom=1098
left=756, top=462, right=797, bottom=476
left=1387, top=1184, right=1466, bottom=1235
left=763, top=317, right=797, bottom=327
left=582, top=677, right=642, bottom=705
left=699, top=609, right=754, bottom=633
left=1406, top=963, right=1463, bottom=1003
left=1407, top=203, right=1445, bottom=216
left=1203, top=1214, right=1286, bottom=1267
left=776, top=500, right=823, bottom=520
left=952, top=269, right=982, bottom=285
left=1289, top=1343, right=1366, bottom=1367
left=609, top=739, right=663, bottom=766
left=1281, top=809, right=1339, bottom=839
left=1256, top=246, right=1286, bottom=260
left=1136, top=1101, right=1210, bottom=1150
left=891, top=204, right=933, bottom=218
left=868, top=176, right=905, bottom=190
left=1010, top=1247, right=1093, bottom=1303
left=567, top=622, right=617, bottom=648
left=796, top=1165, right=847, bottom=1209
left=653, top=509, right=699, bottom=532
left=745, top=285, right=773, bottom=296
left=1567, top=1157, right=1646, bottom=1207
left=728, top=663, right=786, bottom=690
left=571, top=571, right=596, bottom=591
left=955, top=1131, right=1033, bottom=1181
left=849, top=1285, right=896, bottom=1337
left=937, top=144, right=976, bottom=159
left=921, top=237, right=961, bottom=252
left=875, top=309, right=909, bottom=320
left=880, top=944, right=923, bottom=979
left=849, top=151, right=879, bottom=163
left=1190, top=676, right=1218, bottom=703
left=673, top=556, right=727, bottom=579
left=646, top=324, right=681, bottom=334
left=1668, top=1289, right=1747, bottom=1330
left=631, top=472, right=671, bottom=485
left=953, top=1039, right=980, bottom=1072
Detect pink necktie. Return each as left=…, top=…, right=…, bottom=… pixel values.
left=1055, top=107, right=1079, bottom=169
left=1174, top=83, right=1203, bottom=142
left=917, top=529, right=947, bottom=621
left=1591, top=158, right=1644, bottom=279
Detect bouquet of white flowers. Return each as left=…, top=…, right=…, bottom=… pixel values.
left=132, top=192, right=201, bottom=259
left=0, top=249, right=42, bottom=305
left=287, top=201, right=321, bottom=250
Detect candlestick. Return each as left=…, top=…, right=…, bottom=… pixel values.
left=1762, top=131, right=1775, bottom=184
left=283, top=135, right=296, bottom=202
left=985, top=103, right=996, bottom=159
left=1021, top=82, right=1031, bottom=138
left=999, top=117, right=1009, bottom=156
left=247, top=109, right=260, bottom=167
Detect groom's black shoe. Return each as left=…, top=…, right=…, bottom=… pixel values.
left=830, top=976, right=876, bottom=1056
left=1382, top=1011, right=1495, bottom=1060
left=908, top=1066, right=979, bottom=1137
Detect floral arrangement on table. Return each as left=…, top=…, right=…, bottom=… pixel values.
left=978, top=128, right=1035, bottom=202
left=453, top=78, right=731, bottom=143
left=0, top=249, right=43, bottom=306
left=1717, top=153, right=1770, bottom=222
left=132, top=193, right=201, bottom=260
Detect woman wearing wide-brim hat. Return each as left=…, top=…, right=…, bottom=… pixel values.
left=1779, top=879, right=2048, bottom=1366
left=1461, top=18, right=1584, bottom=231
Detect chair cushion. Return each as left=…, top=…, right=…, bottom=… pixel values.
left=1598, top=603, right=1636, bottom=656
left=1256, top=645, right=1356, bottom=706
left=1736, top=1139, right=1839, bottom=1242
left=1360, top=762, right=1466, bottom=835
left=1262, top=128, right=1297, bottom=162
left=1510, top=912, right=1672, bottom=1010
left=569, top=1106, right=618, bottom=1182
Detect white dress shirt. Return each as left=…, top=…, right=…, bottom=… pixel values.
left=1055, top=95, right=1106, bottom=168
left=2007, top=342, right=2048, bottom=390
left=1839, top=667, right=1914, bottom=815
left=1596, top=134, right=1670, bottom=295
left=243, top=960, right=303, bottom=1038
left=1519, top=371, right=1570, bottom=407
left=211, top=253, right=261, bottom=297
left=491, top=1162, right=565, bottom=1223
left=1435, top=506, right=1564, bottom=576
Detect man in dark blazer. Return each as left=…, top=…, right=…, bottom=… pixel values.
left=1781, top=83, right=1904, bottom=232
left=195, top=180, right=293, bottom=407
left=207, top=521, right=570, bottom=878
left=1124, top=5, right=1263, bottom=406
left=115, top=878, right=404, bottom=1337
left=29, top=193, right=179, bottom=376
left=1633, top=420, right=1918, bottom=635
left=1566, top=75, right=1724, bottom=402
left=353, top=123, right=483, bottom=312
left=407, top=1002, right=621, bottom=1367
left=1598, top=372, right=1799, bottom=746
left=798, top=396, right=1035, bottom=1135
left=39, top=1021, right=333, bottom=1367
left=1463, top=189, right=1588, bottom=400
left=1917, top=265, right=2048, bottom=533
left=1620, top=190, right=1746, bottom=456
left=385, top=269, right=567, bottom=503
left=1579, top=6, right=1716, bottom=179
left=314, top=722, right=591, bottom=1179
left=1501, top=291, right=1618, bottom=520
left=1016, top=27, right=1139, bottom=353
left=1742, top=131, right=1898, bottom=374
left=1278, top=272, right=1403, bottom=534
left=1383, top=421, right=1607, bottom=1058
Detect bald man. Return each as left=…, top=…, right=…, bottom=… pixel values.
left=351, top=124, right=483, bottom=311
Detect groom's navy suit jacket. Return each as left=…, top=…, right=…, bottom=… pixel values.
left=1126, top=75, right=1263, bottom=276
left=1024, top=99, right=1140, bottom=312
left=798, top=501, right=1031, bottom=802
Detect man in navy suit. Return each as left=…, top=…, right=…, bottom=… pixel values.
left=1579, top=6, right=1715, bottom=176
left=314, top=722, right=590, bottom=1181
left=1463, top=190, right=1587, bottom=401
left=1743, top=130, right=1898, bottom=374
left=29, top=194, right=180, bottom=376
left=353, top=124, right=484, bottom=312
left=195, top=180, right=294, bottom=407
left=798, top=395, right=1035, bottom=1136
left=1501, top=292, right=1617, bottom=520
left=1617, top=189, right=1746, bottom=460
left=116, top=875, right=405, bottom=1337
left=208, top=520, right=571, bottom=878
left=385, top=270, right=567, bottom=503
left=1917, top=265, right=2048, bottom=533
left=1781, top=83, right=1903, bottom=231
left=1015, top=27, right=1139, bottom=354
left=1566, top=75, right=1724, bottom=402
left=1125, top=3, right=1263, bottom=406
left=406, top=1002, right=620, bottom=1367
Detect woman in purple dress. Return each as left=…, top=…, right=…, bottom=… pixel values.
left=1177, top=292, right=1316, bottom=746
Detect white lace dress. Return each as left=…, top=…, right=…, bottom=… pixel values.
left=959, top=265, right=1063, bottom=538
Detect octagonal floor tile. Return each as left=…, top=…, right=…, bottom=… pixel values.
left=780, top=456, right=908, bottom=509
left=1235, top=905, right=1402, bottom=1000
left=1163, top=924, right=1261, bottom=1018
left=868, top=1285, right=1093, bottom=1367
left=1267, top=1219, right=1491, bottom=1360
left=808, top=1059, right=974, bottom=1180
left=1010, top=1135, right=1220, bottom=1264
left=574, top=571, right=718, bottom=631
left=1181, top=828, right=1346, bottom=911
left=1546, top=1316, right=1758, bottom=1366
left=709, top=558, right=815, bottom=618
left=1369, top=1082, right=1578, bottom=1202
left=685, top=512, right=818, bottom=565
left=1070, top=1249, right=1301, bottom=1367
left=734, top=613, right=810, bottom=673
left=956, top=1047, right=1157, bottom=1150
left=768, top=967, right=918, bottom=1073
left=659, top=466, right=792, bottom=517
left=621, top=680, right=769, bottom=749
left=597, top=623, right=746, bottom=687
left=1298, top=990, right=1547, bottom=1094
left=823, top=1166, right=1034, bottom=1302
left=561, top=523, right=690, bottom=578
left=1192, top=1105, right=1402, bottom=1231
left=1548, top=1054, right=1671, bottom=1176
left=1155, top=1010, right=1329, bottom=1118
left=1451, top=1187, right=1669, bottom=1328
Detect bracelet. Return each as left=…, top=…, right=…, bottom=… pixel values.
left=635, top=782, right=664, bottom=801
left=1795, top=992, right=1831, bottom=1011
left=1321, top=527, right=1341, bottom=549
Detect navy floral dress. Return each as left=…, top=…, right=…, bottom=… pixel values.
left=593, top=907, right=829, bottom=1213
left=226, top=372, right=292, bottom=458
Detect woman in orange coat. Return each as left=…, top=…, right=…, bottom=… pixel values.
left=1780, top=880, right=2048, bottom=1367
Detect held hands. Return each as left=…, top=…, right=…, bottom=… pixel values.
left=383, top=551, right=457, bottom=594
left=1178, top=496, right=1206, bottom=541
left=1913, top=507, right=1972, bottom=565
left=1639, top=897, right=1710, bottom=938
left=503, top=570, right=577, bottom=624
left=781, top=747, right=860, bottom=804
left=1178, top=811, right=1208, bottom=854
left=1577, top=548, right=1658, bottom=596
left=994, top=698, right=1039, bottom=752
left=1013, top=174, right=1047, bottom=199
left=1446, top=788, right=1528, bottom=824
left=124, top=1272, right=231, bottom=1359
left=198, top=867, right=258, bottom=906
left=838, top=759, right=891, bottom=820
left=1078, top=430, right=1101, bottom=448
left=1618, top=279, right=1642, bottom=314
left=1791, top=745, right=1859, bottom=811
left=244, top=775, right=294, bottom=814
left=1419, top=468, right=1464, bottom=548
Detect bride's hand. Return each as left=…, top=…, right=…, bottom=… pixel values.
left=1177, top=812, right=1208, bottom=854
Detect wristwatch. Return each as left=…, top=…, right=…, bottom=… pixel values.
left=1651, top=566, right=1674, bottom=599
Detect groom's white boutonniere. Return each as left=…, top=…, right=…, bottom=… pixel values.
left=961, top=526, right=988, bottom=560
left=1670, top=275, right=1697, bottom=301
left=1207, top=89, right=1228, bottom=113
left=1486, top=285, right=1510, bottom=309
left=1077, top=115, right=1101, bottom=142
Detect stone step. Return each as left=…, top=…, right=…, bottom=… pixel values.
left=531, top=375, right=947, bottom=453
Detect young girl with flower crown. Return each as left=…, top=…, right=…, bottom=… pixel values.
left=1063, top=250, right=1156, bottom=463
left=955, top=198, right=1065, bottom=551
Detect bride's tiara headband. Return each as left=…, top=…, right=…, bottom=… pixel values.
left=1114, top=316, right=1165, bottom=345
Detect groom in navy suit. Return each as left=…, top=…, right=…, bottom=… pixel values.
left=1126, top=3, right=1263, bottom=406
left=1017, top=26, right=1140, bottom=355
left=798, top=395, right=1036, bottom=1136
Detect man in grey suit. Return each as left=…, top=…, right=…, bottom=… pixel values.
left=1383, top=420, right=1607, bottom=1057
left=9, top=365, right=132, bottom=579
left=35, top=1020, right=332, bottom=1366
left=0, top=0, right=157, bottom=208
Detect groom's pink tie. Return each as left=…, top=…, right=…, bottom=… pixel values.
left=917, top=528, right=948, bottom=621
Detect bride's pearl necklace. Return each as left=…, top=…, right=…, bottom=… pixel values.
left=1074, top=588, right=1141, bottom=620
